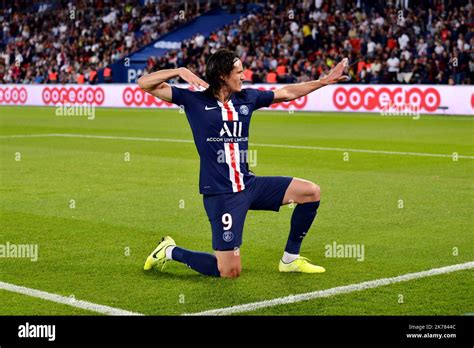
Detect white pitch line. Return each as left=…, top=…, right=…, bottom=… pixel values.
left=184, top=261, right=474, bottom=316
left=0, top=133, right=193, bottom=144
left=0, top=281, right=144, bottom=316
left=250, top=142, right=474, bottom=159
left=0, top=134, right=59, bottom=139
left=1, top=133, right=473, bottom=159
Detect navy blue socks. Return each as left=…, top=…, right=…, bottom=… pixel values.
left=284, top=201, right=320, bottom=255
left=171, top=247, right=221, bottom=277
left=170, top=201, right=320, bottom=275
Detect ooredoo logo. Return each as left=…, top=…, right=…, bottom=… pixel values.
left=123, top=87, right=173, bottom=107
left=0, top=87, right=28, bottom=104
left=333, top=87, right=441, bottom=112
left=42, top=87, right=105, bottom=105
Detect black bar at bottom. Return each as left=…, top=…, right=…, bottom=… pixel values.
left=0, top=316, right=472, bottom=346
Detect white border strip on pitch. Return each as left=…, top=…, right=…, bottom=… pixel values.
left=183, top=261, right=474, bottom=316
left=1, top=133, right=473, bottom=159
left=0, top=281, right=144, bottom=316
left=0, top=133, right=193, bottom=144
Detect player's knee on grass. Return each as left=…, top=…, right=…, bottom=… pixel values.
left=215, top=250, right=242, bottom=278
left=219, top=264, right=241, bottom=278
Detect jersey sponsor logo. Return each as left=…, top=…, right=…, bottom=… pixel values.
left=205, top=105, right=217, bottom=110
left=220, top=121, right=243, bottom=137
left=206, top=136, right=248, bottom=142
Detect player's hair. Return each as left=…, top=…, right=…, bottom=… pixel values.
left=205, top=49, right=240, bottom=96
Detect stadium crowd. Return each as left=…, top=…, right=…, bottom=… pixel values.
left=149, top=0, right=473, bottom=85
left=0, top=0, right=205, bottom=84
left=1, top=0, right=473, bottom=85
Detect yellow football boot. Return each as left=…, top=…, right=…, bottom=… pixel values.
left=279, top=256, right=326, bottom=273
left=144, top=236, right=176, bottom=271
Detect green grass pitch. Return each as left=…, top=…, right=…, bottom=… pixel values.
left=0, top=105, right=473, bottom=315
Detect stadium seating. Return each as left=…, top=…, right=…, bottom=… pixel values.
left=1, top=0, right=472, bottom=85
left=0, top=0, right=206, bottom=83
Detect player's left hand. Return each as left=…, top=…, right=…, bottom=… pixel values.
left=178, top=67, right=210, bottom=90
left=319, top=58, right=350, bottom=85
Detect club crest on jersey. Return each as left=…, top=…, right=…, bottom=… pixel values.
left=220, top=122, right=243, bottom=137
left=223, top=231, right=234, bottom=242
left=239, top=105, right=249, bottom=115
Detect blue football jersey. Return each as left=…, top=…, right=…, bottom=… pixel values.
left=171, top=86, right=274, bottom=194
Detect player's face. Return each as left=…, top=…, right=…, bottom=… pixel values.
left=223, top=59, right=245, bottom=93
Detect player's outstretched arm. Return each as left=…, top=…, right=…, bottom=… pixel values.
left=273, top=58, right=349, bottom=103
left=138, top=67, right=209, bottom=102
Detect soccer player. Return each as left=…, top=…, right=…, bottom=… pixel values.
left=140, top=49, right=348, bottom=278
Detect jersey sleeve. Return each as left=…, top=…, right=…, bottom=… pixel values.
left=171, top=86, right=192, bottom=107
left=248, top=88, right=275, bottom=110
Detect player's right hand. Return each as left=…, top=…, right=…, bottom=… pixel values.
left=178, top=67, right=210, bottom=90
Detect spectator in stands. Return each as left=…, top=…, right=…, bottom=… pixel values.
left=103, top=66, right=113, bottom=83
left=0, top=0, right=204, bottom=84
left=276, top=62, right=288, bottom=83
left=48, top=69, right=58, bottom=84
left=76, top=71, right=85, bottom=84
left=265, top=69, right=277, bottom=84
left=89, top=67, right=98, bottom=85
left=387, top=52, right=400, bottom=84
